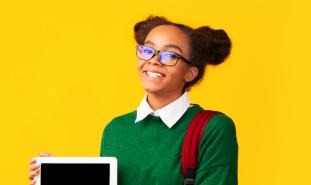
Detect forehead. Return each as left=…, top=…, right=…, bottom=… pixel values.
left=144, top=25, right=190, bottom=54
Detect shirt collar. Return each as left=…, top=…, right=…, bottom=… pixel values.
left=135, top=91, right=191, bottom=128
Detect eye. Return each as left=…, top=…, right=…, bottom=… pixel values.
left=164, top=52, right=177, bottom=59
left=143, top=48, right=154, bottom=54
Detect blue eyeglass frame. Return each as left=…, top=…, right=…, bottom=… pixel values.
left=136, top=44, right=192, bottom=66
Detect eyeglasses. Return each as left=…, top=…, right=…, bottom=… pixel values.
left=136, top=44, right=191, bottom=66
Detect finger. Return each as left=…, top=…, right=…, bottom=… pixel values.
left=35, top=168, right=40, bottom=174
left=37, top=152, right=54, bottom=157
left=29, top=170, right=36, bottom=180
left=30, top=180, right=36, bottom=185
left=29, top=167, right=40, bottom=175
left=30, top=163, right=39, bottom=171
left=29, top=158, right=36, bottom=165
left=29, top=169, right=40, bottom=180
left=29, top=171, right=35, bottom=180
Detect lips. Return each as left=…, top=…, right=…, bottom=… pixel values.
left=143, top=70, right=166, bottom=78
left=146, top=71, right=163, bottom=77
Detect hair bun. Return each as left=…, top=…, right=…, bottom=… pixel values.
left=194, top=26, right=232, bottom=65
left=134, top=16, right=170, bottom=44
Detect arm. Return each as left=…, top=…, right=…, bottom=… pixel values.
left=100, top=122, right=112, bottom=157
left=195, top=114, right=239, bottom=185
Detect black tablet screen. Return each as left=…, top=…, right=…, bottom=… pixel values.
left=40, top=163, right=110, bottom=185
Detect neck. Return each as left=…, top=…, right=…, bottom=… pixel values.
left=147, top=90, right=185, bottom=110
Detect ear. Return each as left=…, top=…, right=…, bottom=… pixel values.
left=184, top=66, right=198, bottom=83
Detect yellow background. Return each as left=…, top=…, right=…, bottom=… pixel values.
left=0, top=0, right=310, bottom=184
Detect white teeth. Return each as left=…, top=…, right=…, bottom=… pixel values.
left=146, top=71, right=163, bottom=78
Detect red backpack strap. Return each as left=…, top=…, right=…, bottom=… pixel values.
left=181, top=110, right=221, bottom=184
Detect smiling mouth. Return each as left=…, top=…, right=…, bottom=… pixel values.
left=143, top=71, right=165, bottom=78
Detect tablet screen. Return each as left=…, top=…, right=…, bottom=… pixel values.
left=41, top=163, right=110, bottom=185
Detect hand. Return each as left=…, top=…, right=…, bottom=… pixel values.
left=29, top=152, right=54, bottom=185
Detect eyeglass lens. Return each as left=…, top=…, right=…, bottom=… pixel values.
left=137, top=45, right=178, bottom=65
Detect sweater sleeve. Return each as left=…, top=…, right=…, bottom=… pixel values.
left=195, top=114, right=239, bottom=185
left=99, top=126, right=107, bottom=157
left=100, top=121, right=113, bottom=157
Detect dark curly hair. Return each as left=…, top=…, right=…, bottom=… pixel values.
left=134, top=15, right=232, bottom=90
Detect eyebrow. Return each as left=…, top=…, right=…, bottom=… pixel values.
left=144, top=40, right=183, bottom=54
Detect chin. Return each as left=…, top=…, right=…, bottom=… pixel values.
left=143, top=85, right=163, bottom=94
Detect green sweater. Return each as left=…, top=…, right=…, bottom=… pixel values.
left=100, top=104, right=238, bottom=185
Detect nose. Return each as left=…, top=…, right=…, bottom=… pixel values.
left=148, top=51, right=163, bottom=66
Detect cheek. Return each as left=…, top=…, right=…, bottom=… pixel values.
left=167, top=67, right=187, bottom=83
left=137, top=60, right=145, bottom=71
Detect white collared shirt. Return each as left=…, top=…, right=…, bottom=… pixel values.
left=135, top=91, right=191, bottom=128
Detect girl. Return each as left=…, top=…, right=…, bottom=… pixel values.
left=29, top=15, right=238, bottom=185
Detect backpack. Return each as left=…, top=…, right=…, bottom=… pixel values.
left=181, top=110, right=221, bottom=185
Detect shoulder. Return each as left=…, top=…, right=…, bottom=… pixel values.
left=206, top=113, right=237, bottom=135
left=201, top=112, right=238, bottom=150
left=111, top=110, right=137, bottom=123
left=104, top=110, right=137, bottom=131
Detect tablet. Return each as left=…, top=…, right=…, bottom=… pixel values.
left=34, top=157, right=117, bottom=185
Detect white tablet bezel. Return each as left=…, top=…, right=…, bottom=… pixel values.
left=34, top=157, right=117, bottom=185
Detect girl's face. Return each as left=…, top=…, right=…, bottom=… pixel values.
left=137, top=25, right=197, bottom=96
